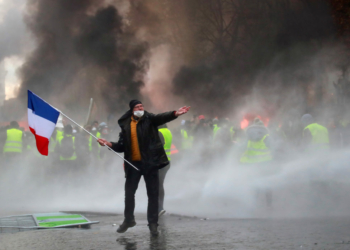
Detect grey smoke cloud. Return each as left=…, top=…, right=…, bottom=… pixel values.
left=171, top=0, right=339, bottom=117
left=0, top=0, right=28, bottom=61
left=5, top=0, right=342, bottom=120
left=18, top=0, right=149, bottom=120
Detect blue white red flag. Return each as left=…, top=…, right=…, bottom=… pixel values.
left=27, top=90, right=60, bottom=155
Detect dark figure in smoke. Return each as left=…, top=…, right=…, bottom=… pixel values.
left=56, top=124, right=81, bottom=179
left=193, top=115, right=211, bottom=145
left=98, top=100, right=190, bottom=235
left=213, top=119, right=233, bottom=152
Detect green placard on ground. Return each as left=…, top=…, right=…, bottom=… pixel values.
left=34, top=213, right=89, bottom=228
left=0, top=212, right=99, bottom=231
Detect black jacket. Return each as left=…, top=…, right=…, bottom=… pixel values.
left=111, top=110, right=177, bottom=171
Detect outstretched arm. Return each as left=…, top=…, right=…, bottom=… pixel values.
left=149, top=106, right=191, bottom=127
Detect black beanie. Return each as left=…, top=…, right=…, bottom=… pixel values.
left=129, top=100, right=142, bottom=110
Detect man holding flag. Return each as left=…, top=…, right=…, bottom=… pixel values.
left=98, top=100, right=190, bottom=236
left=28, top=91, right=190, bottom=235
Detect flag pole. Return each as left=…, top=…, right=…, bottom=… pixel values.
left=28, top=90, right=139, bottom=171
left=57, top=110, right=140, bottom=171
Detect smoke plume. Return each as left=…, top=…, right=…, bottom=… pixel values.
left=0, top=0, right=28, bottom=62
left=10, top=0, right=347, bottom=120
left=170, top=0, right=341, bottom=117
left=18, top=0, right=149, bottom=119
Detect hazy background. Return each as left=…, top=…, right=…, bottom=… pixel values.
left=1, top=0, right=350, bottom=219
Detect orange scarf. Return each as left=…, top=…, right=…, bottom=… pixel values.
left=130, top=116, right=141, bottom=161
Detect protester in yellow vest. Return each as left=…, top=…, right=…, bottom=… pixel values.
left=50, top=116, right=64, bottom=153
left=53, top=124, right=64, bottom=153
left=301, top=114, right=329, bottom=152
left=88, top=121, right=101, bottom=161
left=213, top=121, right=221, bottom=140
left=57, top=124, right=77, bottom=170
left=158, top=124, right=172, bottom=217
left=240, top=118, right=273, bottom=207
left=240, top=118, right=272, bottom=164
left=89, top=131, right=101, bottom=151
left=3, top=121, right=23, bottom=159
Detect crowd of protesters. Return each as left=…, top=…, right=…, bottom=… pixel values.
left=1, top=109, right=350, bottom=234
left=172, top=113, right=350, bottom=160
left=1, top=112, right=350, bottom=171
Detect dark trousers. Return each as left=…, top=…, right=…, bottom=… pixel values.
left=158, top=163, right=170, bottom=212
left=124, top=162, right=159, bottom=224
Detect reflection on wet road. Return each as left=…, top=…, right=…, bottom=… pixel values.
left=115, top=215, right=350, bottom=250
left=117, top=234, right=169, bottom=250
left=117, top=237, right=138, bottom=250
left=2, top=213, right=350, bottom=249
left=117, top=218, right=170, bottom=250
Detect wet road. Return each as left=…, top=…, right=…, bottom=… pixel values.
left=1, top=212, right=350, bottom=250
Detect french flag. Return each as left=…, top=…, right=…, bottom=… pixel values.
left=28, top=90, right=60, bottom=156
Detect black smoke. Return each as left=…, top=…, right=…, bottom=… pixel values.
left=13, top=0, right=346, bottom=120
left=19, top=0, right=148, bottom=118
left=172, top=0, right=338, bottom=117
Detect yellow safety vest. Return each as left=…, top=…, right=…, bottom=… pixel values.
left=240, top=135, right=272, bottom=164
left=3, top=128, right=23, bottom=153
left=303, top=123, right=329, bottom=150
left=180, top=129, right=193, bottom=149
left=159, top=128, right=173, bottom=161
left=213, top=124, right=220, bottom=140
left=58, top=135, right=77, bottom=160
left=56, top=130, right=63, bottom=141
left=50, top=130, right=64, bottom=153
left=89, top=132, right=101, bottom=151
